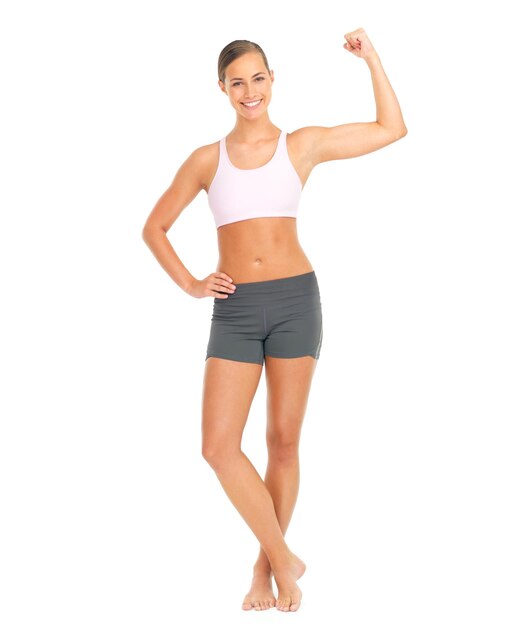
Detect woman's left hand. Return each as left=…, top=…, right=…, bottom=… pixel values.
left=343, top=28, right=376, bottom=60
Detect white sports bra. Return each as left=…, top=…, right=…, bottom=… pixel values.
left=207, top=129, right=303, bottom=229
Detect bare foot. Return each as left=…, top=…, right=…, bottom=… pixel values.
left=272, top=552, right=306, bottom=612
left=241, top=568, right=276, bottom=611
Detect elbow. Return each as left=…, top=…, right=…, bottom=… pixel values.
left=142, top=226, right=151, bottom=243
left=142, top=224, right=162, bottom=244
left=382, top=125, right=408, bottom=144
left=390, top=126, right=408, bottom=143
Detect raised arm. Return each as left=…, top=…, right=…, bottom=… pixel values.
left=301, top=28, right=408, bottom=166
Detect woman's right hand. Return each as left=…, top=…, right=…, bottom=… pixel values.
left=187, top=272, right=236, bottom=299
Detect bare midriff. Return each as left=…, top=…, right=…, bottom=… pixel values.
left=216, top=216, right=314, bottom=284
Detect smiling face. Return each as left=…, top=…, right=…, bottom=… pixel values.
left=219, top=51, right=274, bottom=117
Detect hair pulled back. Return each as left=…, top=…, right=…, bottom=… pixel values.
left=217, top=40, right=271, bottom=84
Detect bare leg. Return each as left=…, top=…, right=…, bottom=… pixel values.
left=243, top=354, right=318, bottom=611
left=202, top=357, right=306, bottom=611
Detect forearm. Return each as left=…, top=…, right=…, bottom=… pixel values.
left=366, top=51, right=407, bottom=133
left=142, top=227, right=196, bottom=294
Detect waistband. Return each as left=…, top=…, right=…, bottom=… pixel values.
left=231, top=271, right=317, bottom=294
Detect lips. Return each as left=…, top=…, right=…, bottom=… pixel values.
left=241, top=99, right=262, bottom=109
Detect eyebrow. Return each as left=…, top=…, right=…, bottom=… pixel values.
left=229, top=72, right=265, bottom=81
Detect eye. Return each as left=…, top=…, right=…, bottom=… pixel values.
left=232, top=76, right=265, bottom=87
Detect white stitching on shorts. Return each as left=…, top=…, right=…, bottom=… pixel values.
left=315, top=323, right=323, bottom=358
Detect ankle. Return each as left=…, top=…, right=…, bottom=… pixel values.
left=268, top=548, right=295, bottom=572
left=253, top=561, right=272, bottom=576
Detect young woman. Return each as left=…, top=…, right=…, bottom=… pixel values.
left=142, top=29, right=407, bottom=612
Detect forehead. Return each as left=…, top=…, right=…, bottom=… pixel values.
left=226, top=52, right=267, bottom=79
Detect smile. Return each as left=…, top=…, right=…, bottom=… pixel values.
left=241, top=99, right=262, bottom=109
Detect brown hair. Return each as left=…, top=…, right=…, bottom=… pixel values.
left=217, top=40, right=271, bottom=84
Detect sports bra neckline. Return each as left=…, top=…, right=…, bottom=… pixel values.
left=223, top=129, right=284, bottom=171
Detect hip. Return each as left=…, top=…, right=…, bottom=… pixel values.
left=212, top=270, right=322, bottom=311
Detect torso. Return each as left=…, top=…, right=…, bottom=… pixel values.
left=203, top=129, right=315, bottom=284
left=216, top=217, right=313, bottom=283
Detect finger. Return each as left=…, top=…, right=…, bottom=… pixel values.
left=218, top=272, right=233, bottom=283
left=218, top=279, right=236, bottom=291
left=213, top=280, right=235, bottom=293
left=210, top=287, right=229, bottom=298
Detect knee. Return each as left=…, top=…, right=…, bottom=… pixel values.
left=201, top=441, right=236, bottom=471
left=201, top=443, right=222, bottom=469
left=267, top=432, right=300, bottom=464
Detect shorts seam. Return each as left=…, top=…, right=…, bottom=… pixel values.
left=206, top=351, right=263, bottom=365
left=264, top=350, right=319, bottom=359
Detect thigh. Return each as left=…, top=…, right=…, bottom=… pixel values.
left=202, top=356, right=263, bottom=455
left=264, top=355, right=318, bottom=444
left=205, top=295, right=265, bottom=365
left=263, top=278, right=323, bottom=361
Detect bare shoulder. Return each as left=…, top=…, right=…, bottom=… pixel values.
left=286, top=126, right=320, bottom=167
left=142, top=140, right=219, bottom=233
left=285, top=127, right=325, bottom=187
left=179, top=140, right=219, bottom=192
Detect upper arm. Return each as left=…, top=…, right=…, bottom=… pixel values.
left=142, top=144, right=211, bottom=233
left=298, top=122, right=407, bottom=166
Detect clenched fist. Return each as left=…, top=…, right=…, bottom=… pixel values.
left=343, top=28, right=376, bottom=60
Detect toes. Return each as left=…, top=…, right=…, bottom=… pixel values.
left=289, top=593, right=301, bottom=611
left=243, top=591, right=278, bottom=611
left=280, top=595, right=299, bottom=611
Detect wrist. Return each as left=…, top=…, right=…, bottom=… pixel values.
left=182, top=276, right=196, bottom=294
left=365, top=50, right=380, bottom=66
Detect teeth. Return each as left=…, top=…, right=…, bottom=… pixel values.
left=242, top=99, right=261, bottom=107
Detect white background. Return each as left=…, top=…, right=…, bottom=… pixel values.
left=1, top=0, right=524, bottom=624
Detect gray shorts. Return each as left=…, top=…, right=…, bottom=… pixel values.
left=205, top=271, right=323, bottom=365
